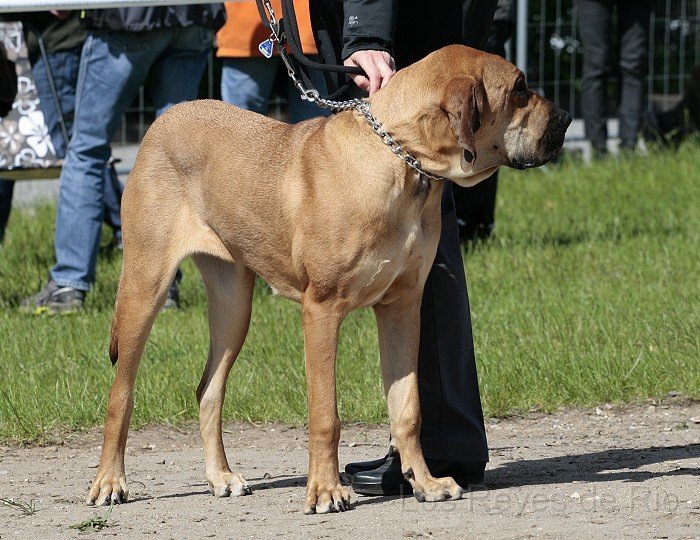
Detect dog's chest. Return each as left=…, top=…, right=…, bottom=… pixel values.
left=350, top=219, right=434, bottom=308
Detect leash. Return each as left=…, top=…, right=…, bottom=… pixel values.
left=255, top=0, right=448, bottom=183
left=255, top=0, right=361, bottom=101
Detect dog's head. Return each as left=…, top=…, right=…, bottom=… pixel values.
left=437, top=45, right=572, bottom=185
left=374, top=45, right=571, bottom=187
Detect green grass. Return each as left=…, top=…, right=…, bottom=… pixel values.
left=1, top=143, right=698, bottom=443
left=0, top=498, right=38, bottom=516
left=69, top=505, right=113, bottom=532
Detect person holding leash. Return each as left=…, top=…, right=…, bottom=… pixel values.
left=454, top=0, right=515, bottom=244
left=310, top=0, right=498, bottom=495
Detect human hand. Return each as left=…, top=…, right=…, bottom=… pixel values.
left=343, top=50, right=396, bottom=95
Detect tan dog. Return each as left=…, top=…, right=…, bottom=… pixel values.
left=87, top=45, right=570, bottom=514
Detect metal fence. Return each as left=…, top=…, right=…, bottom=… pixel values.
left=116, top=0, right=699, bottom=144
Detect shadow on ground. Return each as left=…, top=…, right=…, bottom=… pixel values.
left=126, top=444, right=699, bottom=508
left=485, top=444, right=699, bottom=489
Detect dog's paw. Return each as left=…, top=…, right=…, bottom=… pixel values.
left=411, top=475, right=463, bottom=503
left=86, top=471, right=129, bottom=506
left=303, top=482, right=351, bottom=514
left=207, top=471, right=252, bottom=498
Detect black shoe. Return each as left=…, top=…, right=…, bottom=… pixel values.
left=112, top=232, right=123, bottom=251
left=162, top=280, right=180, bottom=310
left=344, top=454, right=392, bottom=477
left=350, top=450, right=485, bottom=496
left=19, top=280, right=86, bottom=315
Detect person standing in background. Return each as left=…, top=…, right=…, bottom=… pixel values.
left=0, top=11, right=122, bottom=249
left=574, top=0, right=651, bottom=157
left=20, top=5, right=226, bottom=314
left=217, top=0, right=329, bottom=122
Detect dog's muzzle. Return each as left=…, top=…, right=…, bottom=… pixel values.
left=511, top=109, right=572, bottom=169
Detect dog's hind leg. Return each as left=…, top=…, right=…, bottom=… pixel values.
left=194, top=254, right=255, bottom=498
left=86, top=247, right=180, bottom=506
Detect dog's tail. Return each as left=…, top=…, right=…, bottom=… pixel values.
left=109, top=300, right=119, bottom=365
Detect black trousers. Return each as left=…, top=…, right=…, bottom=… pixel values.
left=310, top=0, right=496, bottom=462
left=575, top=0, right=651, bottom=152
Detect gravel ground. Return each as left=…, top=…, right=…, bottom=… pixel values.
left=1, top=401, right=698, bottom=539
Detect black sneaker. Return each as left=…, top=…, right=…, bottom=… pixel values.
left=112, top=233, right=123, bottom=251
left=19, top=280, right=86, bottom=315
left=162, top=279, right=180, bottom=310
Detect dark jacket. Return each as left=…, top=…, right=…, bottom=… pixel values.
left=311, top=0, right=496, bottom=92
left=334, top=0, right=496, bottom=62
left=83, top=4, right=226, bottom=32
left=339, top=0, right=396, bottom=60
left=7, top=11, right=85, bottom=65
left=336, top=0, right=496, bottom=66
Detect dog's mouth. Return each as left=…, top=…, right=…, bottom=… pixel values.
left=510, top=159, right=538, bottom=170
left=510, top=151, right=560, bottom=170
left=510, top=135, right=567, bottom=170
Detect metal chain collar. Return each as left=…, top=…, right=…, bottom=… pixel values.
left=260, top=0, right=448, bottom=183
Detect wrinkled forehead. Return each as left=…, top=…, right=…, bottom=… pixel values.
left=480, top=58, right=522, bottom=89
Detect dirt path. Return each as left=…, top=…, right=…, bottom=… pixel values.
left=1, top=402, right=699, bottom=539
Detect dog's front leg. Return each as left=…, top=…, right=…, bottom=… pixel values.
left=301, top=299, right=350, bottom=514
left=374, top=295, right=463, bottom=503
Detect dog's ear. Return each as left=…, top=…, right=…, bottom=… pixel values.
left=441, top=76, right=482, bottom=166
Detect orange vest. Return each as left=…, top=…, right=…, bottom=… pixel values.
left=216, top=0, right=318, bottom=58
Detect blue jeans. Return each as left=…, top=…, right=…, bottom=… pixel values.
left=33, top=46, right=82, bottom=158
left=0, top=46, right=121, bottom=244
left=51, top=26, right=212, bottom=291
left=221, top=56, right=330, bottom=122
left=36, top=46, right=123, bottom=237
